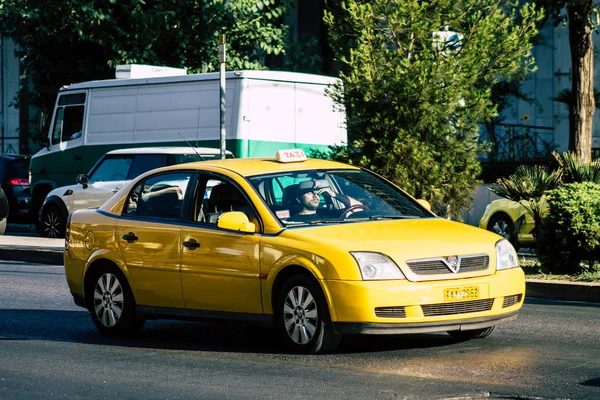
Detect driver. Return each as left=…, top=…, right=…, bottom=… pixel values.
left=291, top=180, right=361, bottom=221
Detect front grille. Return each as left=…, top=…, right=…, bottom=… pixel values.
left=375, top=307, right=406, bottom=318
left=502, top=294, right=522, bottom=308
left=407, top=255, right=489, bottom=275
left=422, top=299, right=494, bottom=316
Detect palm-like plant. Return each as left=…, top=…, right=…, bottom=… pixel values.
left=489, top=165, right=562, bottom=237
left=553, top=151, right=600, bottom=184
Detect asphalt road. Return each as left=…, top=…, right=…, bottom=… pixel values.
left=0, top=260, right=599, bottom=400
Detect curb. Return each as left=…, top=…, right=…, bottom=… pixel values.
left=0, top=246, right=64, bottom=265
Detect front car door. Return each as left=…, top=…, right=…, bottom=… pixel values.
left=116, top=170, right=193, bottom=308
left=180, top=173, right=262, bottom=314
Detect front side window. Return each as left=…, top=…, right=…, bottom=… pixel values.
left=51, top=93, right=86, bottom=144
left=124, top=172, right=192, bottom=220
left=248, top=169, right=432, bottom=226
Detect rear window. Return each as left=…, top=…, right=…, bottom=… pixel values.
left=8, top=158, right=29, bottom=178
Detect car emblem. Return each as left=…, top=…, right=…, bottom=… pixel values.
left=446, top=256, right=460, bottom=273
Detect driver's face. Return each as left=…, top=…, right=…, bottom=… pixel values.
left=300, top=190, right=320, bottom=211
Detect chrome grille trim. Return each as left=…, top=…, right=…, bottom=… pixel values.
left=422, top=299, right=494, bottom=317
left=406, top=254, right=489, bottom=275
left=502, top=294, right=522, bottom=308
left=375, top=307, right=407, bottom=318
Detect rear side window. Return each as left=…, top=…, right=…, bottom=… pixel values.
left=127, top=155, right=167, bottom=179
left=124, top=172, right=192, bottom=220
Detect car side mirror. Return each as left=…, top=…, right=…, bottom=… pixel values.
left=217, top=211, right=256, bottom=233
left=416, top=199, right=432, bottom=211
left=76, top=173, right=90, bottom=189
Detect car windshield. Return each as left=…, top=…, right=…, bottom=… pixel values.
left=248, top=169, right=432, bottom=226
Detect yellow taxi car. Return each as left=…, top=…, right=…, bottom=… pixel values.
left=64, top=149, right=525, bottom=354
left=479, top=198, right=540, bottom=249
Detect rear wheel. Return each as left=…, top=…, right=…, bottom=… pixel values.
left=40, top=205, right=66, bottom=238
left=275, top=274, right=341, bottom=354
left=88, top=267, right=144, bottom=336
left=448, top=326, right=495, bottom=341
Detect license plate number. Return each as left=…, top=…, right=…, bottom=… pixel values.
left=444, top=286, right=479, bottom=302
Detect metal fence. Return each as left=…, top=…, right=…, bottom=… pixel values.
left=483, top=123, right=556, bottom=163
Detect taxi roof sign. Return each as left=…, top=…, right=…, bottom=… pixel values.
left=275, top=149, right=307, bottom=163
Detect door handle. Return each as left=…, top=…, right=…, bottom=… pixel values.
left=122, top=232, right=138, bottom=243
left=73, top=154, right=82, bottom=161
left=111, top=188, right=119, bottom=193
left=183, top=239, right=201, bottom=250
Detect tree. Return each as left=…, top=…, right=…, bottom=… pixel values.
left=323, top=0, right=543, bottom=217
left=535, top=0, right=597, bottom=163
left=0, top=0, right=289, bottom=119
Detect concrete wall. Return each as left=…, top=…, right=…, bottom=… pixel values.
left=0, top=38, right=21, bottom=154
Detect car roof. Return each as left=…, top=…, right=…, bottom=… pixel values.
left=163, top=157, right=360, bottom=177
left=105, top=146, right=233, bottom=155
left=0, top=154, right=29, bottom=160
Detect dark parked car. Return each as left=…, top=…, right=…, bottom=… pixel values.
left=0, top=154, right=32, bottom=224
left=0, top=188, right=8, bottom=234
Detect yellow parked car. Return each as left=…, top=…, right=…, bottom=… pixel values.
left=479, top=198, right=539, bottom=249
left=64, top=149, right=525, bottom=354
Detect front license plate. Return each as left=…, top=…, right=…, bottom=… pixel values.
left=444, top=286, right=479, bottom=302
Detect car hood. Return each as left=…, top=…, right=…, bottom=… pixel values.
left=283, top=217, right=502, bottom=262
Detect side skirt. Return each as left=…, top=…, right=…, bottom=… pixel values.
left=136, top=306, right=274, bottom=327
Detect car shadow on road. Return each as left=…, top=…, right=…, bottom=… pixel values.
left=0, top=309, right=461, bottom=355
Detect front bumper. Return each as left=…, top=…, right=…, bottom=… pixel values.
left=324, top=267, right=525, bottom=331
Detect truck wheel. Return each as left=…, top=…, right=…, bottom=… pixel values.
left=275, top=274, right=341, bottom=354
left=40, top=205, right=66, bottom=238
left=0, top=218, right=6, bottom=235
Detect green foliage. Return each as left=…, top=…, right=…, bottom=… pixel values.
left=0, top=0, right=289, bottom=114
left=552, top=151, right=600, bottom=184
left=537, top=182, right=600, bottom=272
left=322, top=0, right=543, bottom=218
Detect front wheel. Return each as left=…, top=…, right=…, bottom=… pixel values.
left=275, top=275, right=341, bottom=354
left=88, top=268, right=144, bottom=337
left=40, top=205, right=66, bottom=238
left=447, top=326, right=495, bottom=341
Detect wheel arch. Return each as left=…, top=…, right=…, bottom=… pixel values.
left=83, top=257, right=132, bottom=310
left=41, top=195, right=69, bottom=219
left=268, top=263, right=337, bottom=321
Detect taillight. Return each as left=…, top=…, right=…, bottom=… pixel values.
left=65, top=213, right=72, bottom=248
left=7, top=178, right=29, bottom=186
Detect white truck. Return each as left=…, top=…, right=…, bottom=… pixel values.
left=29, top=66, right=347, bottom=225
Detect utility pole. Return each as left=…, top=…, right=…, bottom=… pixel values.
left=218, top=34, right=227, bottom=159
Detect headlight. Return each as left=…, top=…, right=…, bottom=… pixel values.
left=351, top=252, right=405, bottom=280
left=495, top=239, right=519, bottom=270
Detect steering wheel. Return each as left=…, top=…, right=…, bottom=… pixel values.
left=339, top=204, right=367, bottom=218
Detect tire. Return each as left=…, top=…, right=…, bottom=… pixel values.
left=0, top=218, right=6, bottom=235
left=40, top=205, right=66, bottom=238
left=487, top=214, right=518, bottom=249
left=448, top=326, right=495, bottom=341
left=275, top=274, right=341, bottom=354
left=88, top=267, right=145, bottom=337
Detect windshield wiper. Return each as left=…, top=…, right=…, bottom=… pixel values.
left=368, top=215, right=421, bottom=220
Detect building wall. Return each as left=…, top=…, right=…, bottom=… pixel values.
left=0, top=38, right=22, bottom=155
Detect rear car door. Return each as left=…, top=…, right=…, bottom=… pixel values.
left=180, top=173, right=262, bottom=313
left=116, top=170, right=193, bottom=308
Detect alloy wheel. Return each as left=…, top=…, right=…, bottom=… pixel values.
left=93, top=272, right=124, bottom=328
left=283, top=285, right=319, bottom=345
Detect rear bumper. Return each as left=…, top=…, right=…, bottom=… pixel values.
left=333, top=311, right=518, bottom=335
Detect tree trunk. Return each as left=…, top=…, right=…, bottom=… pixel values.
left=567, top=1, right=594, bottom=163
